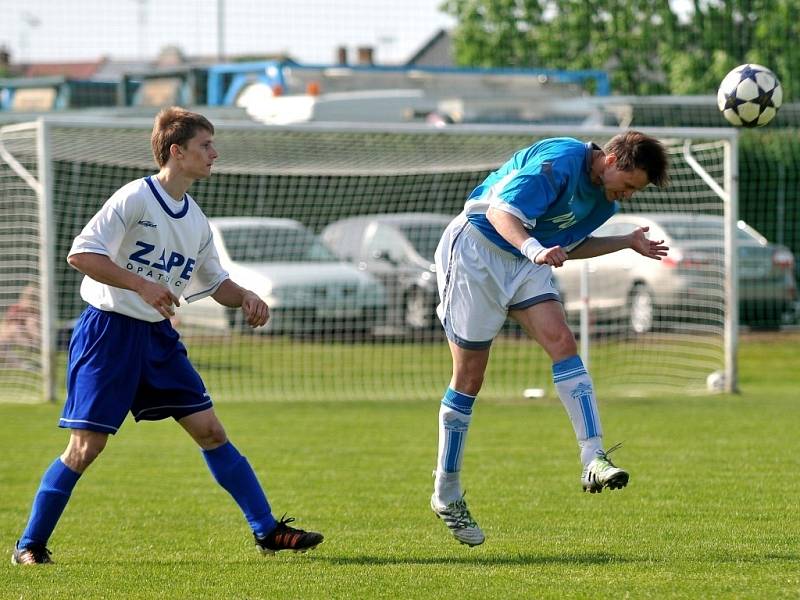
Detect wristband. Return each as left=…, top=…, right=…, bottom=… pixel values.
left=520, top=237, right=546, bottom=263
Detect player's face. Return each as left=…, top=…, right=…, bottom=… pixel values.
left=600, top=156, right=649, bottom=202
left=179, top=129, right=218, bottom=179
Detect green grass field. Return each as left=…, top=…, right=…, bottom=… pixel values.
left=1, top=333, right=798, bottom=598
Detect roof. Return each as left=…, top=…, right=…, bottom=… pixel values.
left=22, top=59, right=106, bottom=79
left=405, top=29, right=454, bottom=67
left=209, top=216, right=305, bottom=230
left=331, top=212, right=453, bottom=227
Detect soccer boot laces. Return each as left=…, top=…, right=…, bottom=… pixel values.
left=11, top=541, right=53, bottom=565
left=254, top=515, right=324, bottom=555
left=431, top=492, right=485, bottom=547
left=581, top=442, right=630, bottom=493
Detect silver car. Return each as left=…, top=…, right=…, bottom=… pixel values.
left=555, top=213, right=797, bottom=333
left=177, top=217, right=388, bottom=335
left=321, top=213, right=453, bottom=331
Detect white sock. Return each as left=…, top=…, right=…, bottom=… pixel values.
left=552, top=355, right=604, bottom=466
left=433, top=388, right=475, bottom=506
left=434, top=471, right=462, bottom=508
left=579, top=436, right=604, bottom=466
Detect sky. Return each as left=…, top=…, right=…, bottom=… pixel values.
left=0, top=0, right=456, bottom=65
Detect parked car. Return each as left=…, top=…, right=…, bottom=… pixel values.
left=177, top=217, right=387, bottom=335
left=321, top=213, right=453, bottom=331
left=554, top=213, right=797, bottom=333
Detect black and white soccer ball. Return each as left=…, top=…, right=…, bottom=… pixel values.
left=717, top=64, right=783, bottom=127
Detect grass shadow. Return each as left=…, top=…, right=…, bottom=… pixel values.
left=316, top=551, right=641, bottom=567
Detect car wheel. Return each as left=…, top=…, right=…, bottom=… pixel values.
left=404, top=287, right=436, bottom=330
left=628, top=284, right=654, bottom=334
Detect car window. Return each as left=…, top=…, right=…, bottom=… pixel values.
left=660, top=220, right=760, bottom=244
left=364, top=224, right=406, bottom=263
left=322, top=222, right=363, bottom=260
left=220, top=226, right=339, bottom=263
left=398, top=223, right=448, bottom=262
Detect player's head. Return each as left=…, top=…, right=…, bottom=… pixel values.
left=600, top=130, right=670, bottom=201
left=151, top=107, right=217, bottom=176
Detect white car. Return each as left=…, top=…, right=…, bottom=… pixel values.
left=555, top=213, right=797, bottom=333
left=321, top=213, right=453, bottom=331
left=177, top=217, right=387, bottom=335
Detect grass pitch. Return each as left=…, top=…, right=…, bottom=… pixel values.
left=1, top=333, right=798, bottom=598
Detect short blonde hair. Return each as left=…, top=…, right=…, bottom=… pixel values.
left=151, top=106, right=214, bottom=168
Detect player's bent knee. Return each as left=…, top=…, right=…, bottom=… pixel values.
left=540, top=329, right=578, bottom=361
left=191, top=424, right=228, bottom=449
left=62, top=431, right=108, bottom=472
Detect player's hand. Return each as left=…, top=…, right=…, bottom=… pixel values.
left=241, top=291, right=270, bottom=328
left=137, top=280, right=180, bottom=319
left=535, top=245, right=568, bottom=268
left=629, top=226, right=669, bottom=260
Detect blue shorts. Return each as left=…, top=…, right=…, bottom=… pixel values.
left=59, top=306, right=213, bottom=434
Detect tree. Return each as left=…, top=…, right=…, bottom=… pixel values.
left=442, top=0, right=798, bottom=98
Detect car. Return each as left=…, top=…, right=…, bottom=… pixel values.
left=554, top=213, right=797, bottom=333
left=177, top=217, right=388, bottom=335
left=321, top=213, right=454, bottom=331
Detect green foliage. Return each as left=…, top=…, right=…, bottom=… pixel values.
left=737, top=129, right=800, bottom=249
left=443, top=0, right=799, bottom=98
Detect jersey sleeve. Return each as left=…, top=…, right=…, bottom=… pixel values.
left=182, top=223, right=229, bottom=303
left=68, top=189, right=143, bottom=260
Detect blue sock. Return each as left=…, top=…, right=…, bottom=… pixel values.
left=19, top=458, right=81, bottom=549
left=202, top=441, right=276, bottom=537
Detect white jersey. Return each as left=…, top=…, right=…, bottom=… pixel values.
left=69, top=176, right=229, bottom=322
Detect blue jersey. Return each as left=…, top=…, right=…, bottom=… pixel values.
left=464, top=137, right=619, bottom=257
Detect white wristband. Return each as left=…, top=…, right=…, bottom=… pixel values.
left=520, top=237, right=546, bottom=263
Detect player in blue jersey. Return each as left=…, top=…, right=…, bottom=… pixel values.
left=12, top=107, right=323, bottom=565
left=430, top=131, right=670, bottom=546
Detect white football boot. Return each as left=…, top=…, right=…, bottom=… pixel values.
left=581, top=443, right=630, bottom=493
left=431, top=493, right=485, bottom=547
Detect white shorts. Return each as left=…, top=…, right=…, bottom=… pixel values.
left=435, top=213, right=561, bottom=349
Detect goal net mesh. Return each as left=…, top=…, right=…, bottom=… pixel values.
left=0, top=120, right=731, bottom=403
left=0, top=124, right=42, bottom=402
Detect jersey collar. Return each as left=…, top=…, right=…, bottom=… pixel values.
left=145, top=176, right=189, bottom=219
left=584, top=142, right=602, bottom=175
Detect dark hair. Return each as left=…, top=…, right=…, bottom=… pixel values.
left=151, top=106, right=215, bottom=168
left=604, top=130, right=670, bottom=188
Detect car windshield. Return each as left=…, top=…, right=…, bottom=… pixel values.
left=221, top=225, right=339, bottom=263
left=660, top=220, right=759, bottom=244
left=399, top=223, right=448, bottom=262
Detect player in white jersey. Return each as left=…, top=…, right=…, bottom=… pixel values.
left=12, top=107, right=322, bottom=565
left=430, top=131, right=671, bottom=547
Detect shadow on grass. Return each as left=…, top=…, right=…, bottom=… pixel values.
left=315, top=551, right=639, bottom=567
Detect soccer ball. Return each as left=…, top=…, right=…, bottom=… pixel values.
left=717, top=64, right=783, bottom=127
left=706, top=370, right=726, bottom=393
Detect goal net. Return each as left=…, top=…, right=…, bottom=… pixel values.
left=0, top=118, right=737, bottom=404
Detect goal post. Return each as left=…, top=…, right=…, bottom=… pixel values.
left=0, top=117, right=738, bottom=404
left=0, top=120, right=56, bottom=402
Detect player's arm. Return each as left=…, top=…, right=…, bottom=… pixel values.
left=67, top=252, right=180, bottom=320
left=486, top=206, right=568, bottom=268
left=567, top=226, right=669, bottom=261
left=211, top=279, right=269, bottom=328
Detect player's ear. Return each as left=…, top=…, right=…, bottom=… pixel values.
left=605, top=153, right=617, bottom=167
left=169, top=143, right=184, bottom=160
